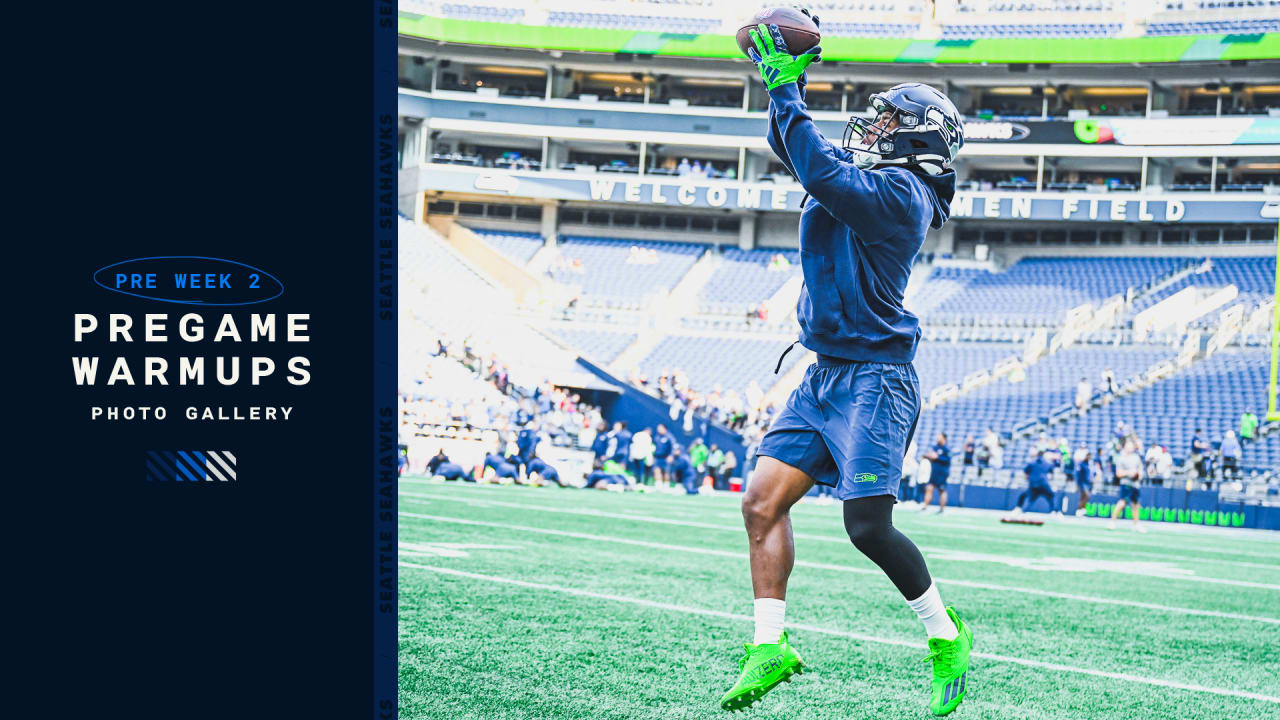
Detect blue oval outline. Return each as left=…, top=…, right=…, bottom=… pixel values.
left=92, top=256, right=285, bottom=306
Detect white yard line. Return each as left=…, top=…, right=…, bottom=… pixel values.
left=401, top=478, right=1280, bottom=560
left=401, top=561, right=1280, bottom=705
left=401, top=491, right=1280, bottom=591
left=400, top=510, right=1280, bottom=626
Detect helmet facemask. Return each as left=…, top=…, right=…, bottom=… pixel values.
left=842, top=94, right=918, bottom=170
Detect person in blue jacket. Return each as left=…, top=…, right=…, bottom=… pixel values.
left=669, top=445, right=698, bottom=495
left=1013, top=452, right=1059, bottom=514
left=920, top=433, right=952, bottom=515
left=526, top=456, right=564, bottom=488
left=651, top=423, right=675, bottom=488
left=724, top=14, right=973, bottom=716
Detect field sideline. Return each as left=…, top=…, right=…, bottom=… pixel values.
left=398, top=479, right=1280, bottom=720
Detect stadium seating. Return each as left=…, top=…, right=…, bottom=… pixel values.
left=470, top=228, right=545, bottom=265
left=942, top=22, right=1122, bottom=38
left=916, top=345, right=1173, bottom=454
left=1003, top=350, right=1278, bottom=472
left=698, top=248, right=800, bottom=315
left=912, top=342, right=1023, bottom=394
left=549, top=236, right=707, bottom=306
left=920, top=257, right=1191, bottom=326
left=822, top=22, right=919, bottom=37
left=438, top=4, right=525, bottom=24
left=1125, top=256, right=1277, bottom=326
left=1146, top=18, right=1280, bottom=35
left=544, top=326, right=638, bottom=364
left=545, top=11, right=721, bottom=34
left=636, top=335, right=807, bottom=395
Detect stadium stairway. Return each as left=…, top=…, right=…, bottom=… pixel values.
left=426, top=216, right=553, bottom=307
left=659, top=249, right=720, bottom=331
left=401, top=219, right=606, bottom=390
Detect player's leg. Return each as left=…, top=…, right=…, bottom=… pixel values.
left=1108, top=498, right=1126, bottom=529
left=720, top=455, right=816, bottom=711
left=1013, top=489, right=1029, bottom=513
left=937, top=485, right=948, bottom=514
left=721, top=375, right=829, bottom=712
left=829, top=362, right=973, bottom=716
left=920, top=482, right=934, bottom=510
left=1129, top=488, right=1145, bottom=532
left=741, top=455, right=816, bottom=603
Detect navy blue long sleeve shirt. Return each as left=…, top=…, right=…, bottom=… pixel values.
left=767, top=82, right=956, bottom=363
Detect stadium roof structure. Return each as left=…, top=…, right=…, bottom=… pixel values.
left=400, top=16, right=1280, bottom=65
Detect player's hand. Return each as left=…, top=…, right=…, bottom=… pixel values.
left=746, top=23, right=821, bottom=91
left=794, top=5, right=820, bottom=29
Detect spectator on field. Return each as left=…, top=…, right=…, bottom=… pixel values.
left=1144, top=444, right=1168, bottom=486
left=1075, top=376, right=1092, bottom=411
left=651, top=423, right=674, bottom=488
left=1072, top=443, right=1093, bottom=514
left=720, top=450, right=737, bottom=489
left=1190, top=428, right=1211, bottom=482
left=707, top=444, right=725, bottom=490
left=629, top=426, right=654, bottom=485
left=981, top=426, right=1004, bottom=474
left=607, top=421, right=632, bottom=465
left=920, top=432, right=952, bottom=514
left=901, top=440, right=919, bottom=501
left=690, top=438, right=710, bottom=481
left=1239, top=410, right=1258, bottom=444
left=670, top=445, right=699, bottom=495
left=1220, top=430, right=1242, bottom=480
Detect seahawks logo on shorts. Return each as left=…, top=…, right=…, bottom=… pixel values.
left=853, top=472, right=878, bottom=483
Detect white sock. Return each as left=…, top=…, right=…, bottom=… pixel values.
left=753, top=598, right=786, bottom=645
left=907, top=583, right=958, bottom=641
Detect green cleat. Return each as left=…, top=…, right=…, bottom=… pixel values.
left=719, top=632, right=805, bottom=712
left=924, top=607, right=974, bottom=716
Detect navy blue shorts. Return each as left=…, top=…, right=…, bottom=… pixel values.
left=927, top=471, right=949, bottom=487
left=757, top=357, right=920, bottom=501
left=1120, top=485, right=1140, bottom=504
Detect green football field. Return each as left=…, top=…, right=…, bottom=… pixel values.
left=397, top=479, right=1280, bottom=720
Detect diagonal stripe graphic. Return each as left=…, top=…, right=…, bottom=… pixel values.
left=161, top=451, right=200, bottom=482
left=144, top=457, right=167, bottom=482
left=204, top=454, right=228, bottom=482
left=175, top=451, right=208, bottom=481
left=208, top=450, right=236, bottom=480
left=151, top=451, right=185, bottom=482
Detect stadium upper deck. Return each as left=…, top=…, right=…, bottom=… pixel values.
left=398, top=0, right=1280, bottom=254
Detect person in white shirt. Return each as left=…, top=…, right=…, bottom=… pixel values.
left=1075, top=377, right=1092, bottom=411
left=900, top=440, right=919, bottom=502
left=1108, top=441, right=1146, bottom=533
left=629, top=428, right=654, bottom=486
left=1144, top=444, right=1166, bottom=486
left=1100, top=368, right=1117, bottom=396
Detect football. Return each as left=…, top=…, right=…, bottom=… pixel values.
left=736, top=7, right=821, bottom=59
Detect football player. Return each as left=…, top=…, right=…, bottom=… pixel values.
left=722, top=14, right=973, bottom=717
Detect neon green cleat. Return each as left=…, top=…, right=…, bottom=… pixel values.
left=719, top=632, right=805, bottom=712
left=924, top=607, right=974, bottom=716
